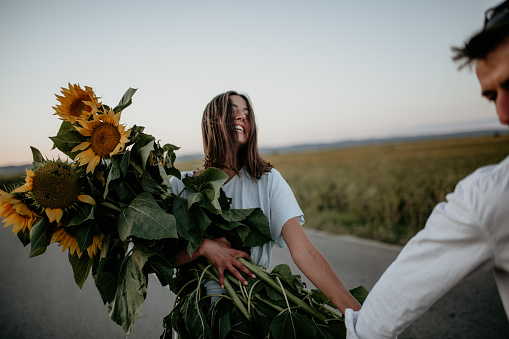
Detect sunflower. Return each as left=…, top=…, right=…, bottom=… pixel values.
left=0, top=186, right=38, bottom=234
left=22, top=161, right=95, bottom=223
left=51, top=227, right=104, bottom=258
left=53, top=83, right=101, bottom=124
left=72, top=109, right=131, bottom=174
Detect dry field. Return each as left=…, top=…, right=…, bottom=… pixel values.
left=176, top=134, right=509, bottom=244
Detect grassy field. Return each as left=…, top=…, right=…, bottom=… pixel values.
left=2, top=134, right=508, bottom=245
left=175, top=133, right=509, bottom=244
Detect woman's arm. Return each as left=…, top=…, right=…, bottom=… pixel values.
left=281, top=218, right=361, bottom=314
left=174, top=237, right=256, bottom=288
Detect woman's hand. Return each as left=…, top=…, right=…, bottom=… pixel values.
left=197, top=237, right=256, bottom=288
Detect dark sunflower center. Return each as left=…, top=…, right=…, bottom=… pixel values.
left=90, top=123, right=121, bottom=157
left=69, top=97, right=92, bottom=117
left=32, top=162, right=81, bottom=209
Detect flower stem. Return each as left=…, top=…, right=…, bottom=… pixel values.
left=198, top=263, right=252, bottom=321
left=129, top=159, right=144, bottom=176
left=99, top=201, right=122, bottom=213
left=239, top=258, right=327, bottom=323
left=223, top=274, right=251, bottom=321
left=254, top=293, right=285, bottom=313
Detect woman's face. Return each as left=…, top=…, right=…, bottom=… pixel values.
left=230, top=95, right=251, bottom=148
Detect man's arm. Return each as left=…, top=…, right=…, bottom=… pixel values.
left=346, top=193, right=493, bottom=338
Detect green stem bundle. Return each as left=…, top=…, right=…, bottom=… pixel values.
left=239, top=258, right=329, bottom=323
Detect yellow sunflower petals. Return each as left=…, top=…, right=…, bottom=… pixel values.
left=78, top=194, right=96, bottom=205
left=13, top=185, right=30, bottom=193
left=110, top=144, right=122, bottom=156
left=75, top=148, right=96, bottom=164
left=86, top=155, right=101, bottom=174
left=45, top=207, right=63, bottom=224
left=74, top=126, right=92, bottom=137
left=72, top=141, right=91, bottom=153
left=113, top=111, right=121, bottom=125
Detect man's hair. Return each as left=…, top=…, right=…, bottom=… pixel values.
left=201, top=90, right=273, bottom=179
left=452, top=0, right=509, bottom=68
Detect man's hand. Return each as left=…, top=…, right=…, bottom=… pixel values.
left=197, top=237, right=256, bottom=288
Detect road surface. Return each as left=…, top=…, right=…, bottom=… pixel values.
left=0, top=224, right=507, bottom=338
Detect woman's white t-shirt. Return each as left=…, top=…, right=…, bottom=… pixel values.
left=169, top=167, right=304, bottom=268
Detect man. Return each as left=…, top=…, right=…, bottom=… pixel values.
left=345, top=1, right=509, bottom=338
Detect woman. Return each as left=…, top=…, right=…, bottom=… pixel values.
left=170, top=91, right=361, bottom=314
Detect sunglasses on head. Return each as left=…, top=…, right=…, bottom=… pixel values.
left=484, top=0, right=509, bottom=29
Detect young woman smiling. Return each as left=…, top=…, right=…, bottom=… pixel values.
left=170, top=90, right=361, bottom=314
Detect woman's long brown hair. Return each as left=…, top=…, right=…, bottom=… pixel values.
left=202, top=91, right=273, bottom=179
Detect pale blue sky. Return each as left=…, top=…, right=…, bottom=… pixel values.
left=0, top=0, right=503, bottom=166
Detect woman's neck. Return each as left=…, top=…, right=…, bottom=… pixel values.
left=223, top=167, right=237, bottom=184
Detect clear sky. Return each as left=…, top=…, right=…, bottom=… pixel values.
left=0, top=0, right=503, bottom=167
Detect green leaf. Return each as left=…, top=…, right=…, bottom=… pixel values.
left=94, top=256, right=122, bottom=304
left=68, top=251, right=94, bottom=289
left=309, top=289, right=330, bottom=305
left=209, top=299, right=232, bottom=339
left=113, top=181, right=138, bottom=203
left=161, top=143, right=181, bottom=177
left=188, top=192, right=204, bottom=207
left=182, top=290, right=214, bottom=339
left=229, top=308, right=257, bottom=339
left=157, top=162, right=172, bottom=188
left=264, top=284, right=285, bottom=302
left=221, top=209, right=253, bottom=222
left=214, top=219, right=243, bottom=231
left=239, top=209, right=272, bottom=247
left=270, top=311, right=318, bottom=339
left=49, top=121, right=86, bottom=158
left=118, top=192, right=177, bottom=241
left=141, top=171, right=166, bottom=194
left=114, top=150, right=131, bottom=176
left=315, top=320, right=346, bottom=339
left=139, top=140, right=154, bottom=170
left=252, top=303, right=278, bottom=336
left=162, top=143, right=180, bottom=153
left=183, top=168, right=228, bottom=212
left=271, top=264, right=297, bottom=290
left=108, top=245, right=154, bottom=334
left=218, top=312, right=231, bottom=339
left=171, top=195, right=212, bottom=255
left=114, top=87, right=137, bottom=113
left=16, top=227, right=30, bottom=247
left=104, top=151, right=131, bottom=200
left=149, top=255, right=176, bottom=290
left=67, top=203, right=95, bottom=226
left=349, top=285, right=370, bottom=305
left=186, top=204, right=211, bottom=255
left=75, top=221, right=100, bottom=253
left=30, top=146, right=44, bottom=163
left=172, top=196, right=192, bottom=241
left=29, top=217, right=53, bottom=258
left=131, top=132, right=155, bottom=152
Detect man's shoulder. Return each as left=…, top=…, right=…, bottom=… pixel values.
left=465, top=155, right=509, bottom=185
left=453, top=155, right=509, bottom=207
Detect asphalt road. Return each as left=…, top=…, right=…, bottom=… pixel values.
left=0, top=223, right=507, bottom=338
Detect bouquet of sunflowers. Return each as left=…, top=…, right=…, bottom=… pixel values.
left=0, top=84, right=366, bottom=338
